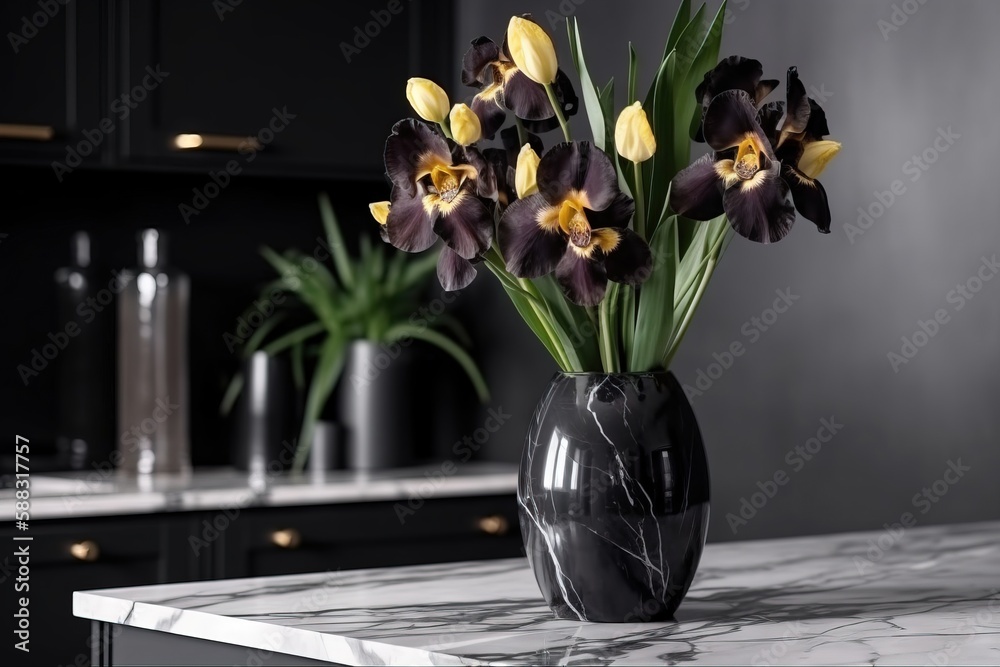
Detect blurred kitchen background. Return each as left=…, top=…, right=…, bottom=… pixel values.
left=2, top=0, right=1000, bottom=662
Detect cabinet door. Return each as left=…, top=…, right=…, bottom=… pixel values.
left=224, top=496, right=523, bottom=578
left=0, top=0, right=102, bottom=169
left=1, top=518, right=171, bottom=667
left=117, top=0, right=454, bottom=179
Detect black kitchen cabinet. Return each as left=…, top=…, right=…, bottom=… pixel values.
left=0, top=0, right=454, bottom=179
left=117, top=0, right=454, bottom=179
left=0, top=0, right=103, bottom=168
left=225, top=495, right=522, bottom=578
left=2, top=493, right=519, bottom=667
left=1, top=514, right=197, bottom=667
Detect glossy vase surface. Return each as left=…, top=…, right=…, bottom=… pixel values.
left=518, top=372, right=710, bottom=622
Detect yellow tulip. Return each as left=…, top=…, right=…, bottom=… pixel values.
left=615, top=101, right=656, bottom=163
left=798, top=139, right=842, bottom=180
left=369, top=201, right=390, bottom=225
left=515, top=144, right=541, bottom=199
left=506, top=16, right=558, bottom=85
left=449, top=103, right=482, bottom=146
left=405, top=78, right=450, bottom=123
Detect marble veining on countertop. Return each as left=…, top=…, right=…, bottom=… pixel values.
left=0, top=463, right=517, bottom=520
left=74, top=520, right=1000, bottom=665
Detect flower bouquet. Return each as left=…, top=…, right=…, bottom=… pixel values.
left=370, top=0, right=840, bottom=621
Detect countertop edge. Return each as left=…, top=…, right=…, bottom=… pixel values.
left=2, top=471, right=518, bottom=521
left=72, top=592, right=482, bottom=666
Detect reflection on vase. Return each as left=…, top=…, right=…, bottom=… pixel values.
left=518, top=372, right=710, bottom=622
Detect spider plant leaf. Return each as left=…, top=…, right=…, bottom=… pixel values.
left=317, top=192, right=354, bottom=289
left=384, top=323, right=489, bottom=402
left=292, top=333, right=347, bottom=473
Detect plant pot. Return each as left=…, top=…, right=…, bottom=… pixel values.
left=518, top=371, right=710, bottom=622
left=336, top=340, right=416, bottom=471
left=230, top=352, right=297, bottom=473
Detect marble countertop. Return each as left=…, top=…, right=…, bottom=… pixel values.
left=74, top=520, right=1000, bottom=665
left=0, top=463, right=516, bottom=521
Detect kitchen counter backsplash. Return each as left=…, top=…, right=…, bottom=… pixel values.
left=0, top=463, right=516, bottom=520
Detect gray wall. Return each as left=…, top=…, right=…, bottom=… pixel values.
left=456, top=0, right=1000, bottom=541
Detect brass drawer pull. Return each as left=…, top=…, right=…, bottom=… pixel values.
left=477, top=515, right=510, bottom=536
left=0, top=123, right=55, bottom=141
left=70, top=540, right=100, bottom=562
left=270, top=528, right=302, bottom=549
left=172, top=133, right=262, bottom=152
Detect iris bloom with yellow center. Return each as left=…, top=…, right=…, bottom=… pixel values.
left=672, top=59, right=840, bottom=243
left=499, top=142, right=652, bottom=306
left=461, top=15, right=577, bottom=140
left=758, top=66, right=842, bottom=234
left=383, top=119, right=497, bottom=290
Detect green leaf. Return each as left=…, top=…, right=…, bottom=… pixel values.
left=317, top=192, right=354, bottom=289
left=664, top=0, right=692, bottom=57
left=645, top=50, right=678, bottom=231
left=567, top=17, right=606, bottom=149
left=619, top=285, right=635, bottom=367
left=399, top=248, right=440, bottom=291
left=241, top=311, right=285, bottom=358
left=531, top=275, right=600, bottom=370
left=627, top=43, right=638, bottom=104
left=219, top=372, right=244, bottom=416
left=260, top=246, right=341, bottom=331
left=501, top=282, right=567, bottom=369
left=262, top=321, right=326, bottom=356
left=292, top=333, right=347, bottom=473
left=384, top=323, right=490, bottom=402
left=630, top=213, right=678, bottom=371
left=599, top=284, right=621, bottom=372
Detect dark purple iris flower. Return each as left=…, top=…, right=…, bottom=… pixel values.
left=499, top=141, right=652, bottom=306
left=672, top=57, right=838, bottom=243
left=461, top=15, right=578, bottom=140
left=383, top=119, right=497, bottom=290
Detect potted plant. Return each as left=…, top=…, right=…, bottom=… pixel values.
left=223, top=193, right=489, bottom=472
left=368, top=3, right=841, bottom=621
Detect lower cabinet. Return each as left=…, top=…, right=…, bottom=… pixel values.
left=1, top=494, right=520, bottom=667
left=1, top=514, right=197, bottom=667
left=226, top=495, right=522, bottom=578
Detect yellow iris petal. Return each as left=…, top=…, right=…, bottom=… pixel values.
left=506, top=16, right=558, bottom=84
left=515, top=144, right=541, bottom=199
left=368, top=201, right=390, bottom=225
left=615, top=101, right=656, bottom=163
left=799, top=139, right=842, bottom=180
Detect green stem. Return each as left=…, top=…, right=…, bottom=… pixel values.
left=482, top=255, right=538, bottom=302
left=437, top=119, right=454, bottom=141
left=544, top=83, right=572, bottom=142
left=514, top=116, right=528, bottom=148
left=662, top=226, right=730, bottom=368
left=597, top=298, right=619, bottom=373
left=483, top=247, right=574, bottom=370
left=662, top=258, right=715, bottom=369
left=632, top=161, right=646, bottom=239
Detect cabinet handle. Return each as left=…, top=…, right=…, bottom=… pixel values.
left=70, top=540, right=100, bottom=562
left=0, top=123, right=55, bottom=141
left=477, top=515, right=510, bottom=536
left=172, top=133, right=262, bottom=152
left=270, top=528, right=302, bottom=549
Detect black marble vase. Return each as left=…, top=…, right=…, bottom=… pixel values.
left=518, top=372, right=710, bottom=622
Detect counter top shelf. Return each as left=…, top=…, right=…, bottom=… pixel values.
left=74, top=520, right=1000, bottom=665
